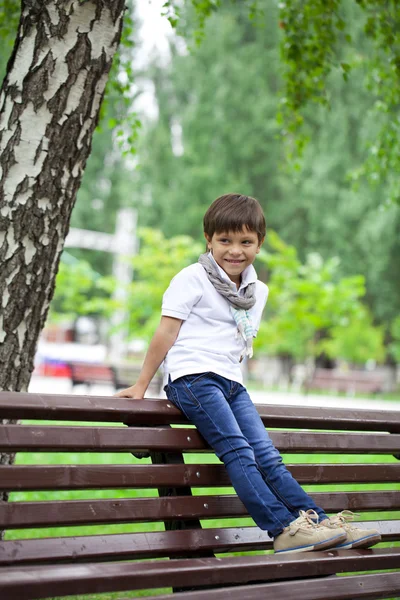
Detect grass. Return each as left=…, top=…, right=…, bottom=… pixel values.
left=5, top=424, right=400, bottom=599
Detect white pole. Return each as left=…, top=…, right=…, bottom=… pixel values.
left=109, top=208, right=137, bottom=363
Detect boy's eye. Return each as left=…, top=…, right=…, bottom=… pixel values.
left=218, top=238, right=254, bottom=244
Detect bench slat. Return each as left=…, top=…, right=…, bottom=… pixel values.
left=2, top=463, right=399, bottom=491
left=1, top=425, right=399, bottom=453
left=0, top=549, right=399, bottom=599
left=1, top=492, right=399, bottom=529
left=1, top=522, right=399, bottom=566
left=1, top=392, right=399, bottom=432
left=146, top=572, right=400, bottom=600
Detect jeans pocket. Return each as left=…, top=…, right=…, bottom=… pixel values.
left=165, top=384, right=190, bottom=419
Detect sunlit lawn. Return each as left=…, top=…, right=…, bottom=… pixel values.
left=5, top=423, right=400, bottom=599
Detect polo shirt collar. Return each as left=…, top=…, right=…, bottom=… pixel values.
left=208, top=252, right=258, bottom=291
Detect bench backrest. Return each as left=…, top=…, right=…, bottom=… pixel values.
left=67, top=362, right=116, bottom=385
left=66, top=362, right=163, bottom=394
left=310, top=368, right=385, bottom=393
left=0, top=391, right=399, bottom=567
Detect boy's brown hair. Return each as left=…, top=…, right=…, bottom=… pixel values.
left=203, top=193, right=266, bottom=243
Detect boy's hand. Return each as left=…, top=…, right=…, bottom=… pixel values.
left=112, top=317, right=181, bottom=401
left=114, top=384, right=145, bottom=399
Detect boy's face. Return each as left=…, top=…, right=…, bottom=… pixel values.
left=205, top=227, right=263, bottom=285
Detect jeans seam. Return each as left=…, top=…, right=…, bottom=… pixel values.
left=257, top=463, right=299, bottom=515
left=182, top=372, right=217, bottom=387
left=183, top=381, right=203, bottom=407
left=231, top=445, right=289, bottom=534
left=229, top=384, right=300, bottom=518
left=166, top=385, right=189, bottom=419
left=183, top=373, right=209, bottom=386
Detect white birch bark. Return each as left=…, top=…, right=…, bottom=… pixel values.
left=0, top=0, right=126, bottom=506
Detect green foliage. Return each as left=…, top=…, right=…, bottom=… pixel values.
left=389, top=316, right=400, bottom=363
left=278, top=0, right=344, bottom=158
left=2, top=0, right=398, bottom=355
left=99, top=0, right=142, bottom=154
left=134, top=1, right=282, bottom=239
left=132, top=1, right=400, bottom=329
left=164, top=0, right=264, bottom=42
left=51, top=229, right=202, bottom=341
left=49, top=258, right=100, bottom=321
left=51, top=228, right=385, bottom=366
left=319, top=307, right=385, bottom=365
left=159, top=0, right=400, bottom=202
left=351, top=1, right=400, bottom=203
left=124, top=228, right=203, bottom=340
left=254, top=231, right=385, bottom=364
left=0, top=0, right=20, bottom=83
left=278, top=0, right=400, bottom=202
left=69, top=99, right=137, bottom=276
left=69, top=3, right=139, bottom=275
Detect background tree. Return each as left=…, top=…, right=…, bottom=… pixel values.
left=133, top=4, right=283, bottom=239
left=254, top=231, right=385, bottom=370
left=49, top=257, right=100, bottom=322
left=50, top=227, right=384, bottom=374
left=131, top=0, right=400, bottom=331
left=389, top=317, right=400, bottom=364
left=2, top=0, right=399, bottom=393
left=69, top=96, right=138, bottom=276
left=160, top=0, right=400, bottom=201
left=0, top=0, right=127, bottom=507
left=49, top=228, right=202, bottom=343
left=0, top=1, right=126, bottom=394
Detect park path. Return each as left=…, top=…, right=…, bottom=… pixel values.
left=29, top=375, right=400, bottom=411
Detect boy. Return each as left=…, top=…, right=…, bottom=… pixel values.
left=116, top=193, right=381, bottom=553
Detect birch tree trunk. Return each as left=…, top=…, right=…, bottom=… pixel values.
left=0, top=0, right=126, bottom=508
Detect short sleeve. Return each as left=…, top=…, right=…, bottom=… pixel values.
left=162, top=265, right=203, bottom=320
left=252, top=282, right=269, bottom=336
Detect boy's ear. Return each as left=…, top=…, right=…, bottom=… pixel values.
left=256, top=237, right=265, bottom=253
left=204, top=232, right=212, bottom=249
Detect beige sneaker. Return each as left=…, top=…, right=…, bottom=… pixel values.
left=273, top=509, right=347, bottom=554
left=320, top=510, right=381, bottom=549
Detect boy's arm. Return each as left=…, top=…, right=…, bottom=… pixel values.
left=114, top=316, right=183, bottom=399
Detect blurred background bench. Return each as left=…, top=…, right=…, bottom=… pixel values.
left=306, top=368, right=385, bottom=395
left=67, top=361, right=163, bottom=396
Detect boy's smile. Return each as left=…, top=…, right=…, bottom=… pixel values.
left=205, top=227, right=263, bottom=286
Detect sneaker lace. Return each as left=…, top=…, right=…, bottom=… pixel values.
left=289, top=509, right=320, bottom=535
left=332, top=510, right=360, bottom=529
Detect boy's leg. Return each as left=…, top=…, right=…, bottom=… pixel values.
left=229, top=383, right=328, bottom=521
left=165, top=373, right=295, bottom=537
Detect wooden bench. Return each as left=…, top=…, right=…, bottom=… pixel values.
left=67, top=361, right=162, bottom=395
left=0, top=391, right=399, bottom=599
left=306, top=368, right=385, bottom=395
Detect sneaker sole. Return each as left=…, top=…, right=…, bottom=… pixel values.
left=275, top=532, right=347, bottom=554
left=334, top=533, right=382, bottom=550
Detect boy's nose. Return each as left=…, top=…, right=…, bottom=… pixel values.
left=229, top=248, right=242, bottom=257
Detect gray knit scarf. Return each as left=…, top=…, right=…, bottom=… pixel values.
left=198, top=252, right=256, bottom=358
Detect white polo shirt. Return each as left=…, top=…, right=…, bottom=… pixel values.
left=162, top=254, right=269, bottom=385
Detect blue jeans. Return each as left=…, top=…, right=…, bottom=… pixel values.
left=165, top=372, right=328, bottom=538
